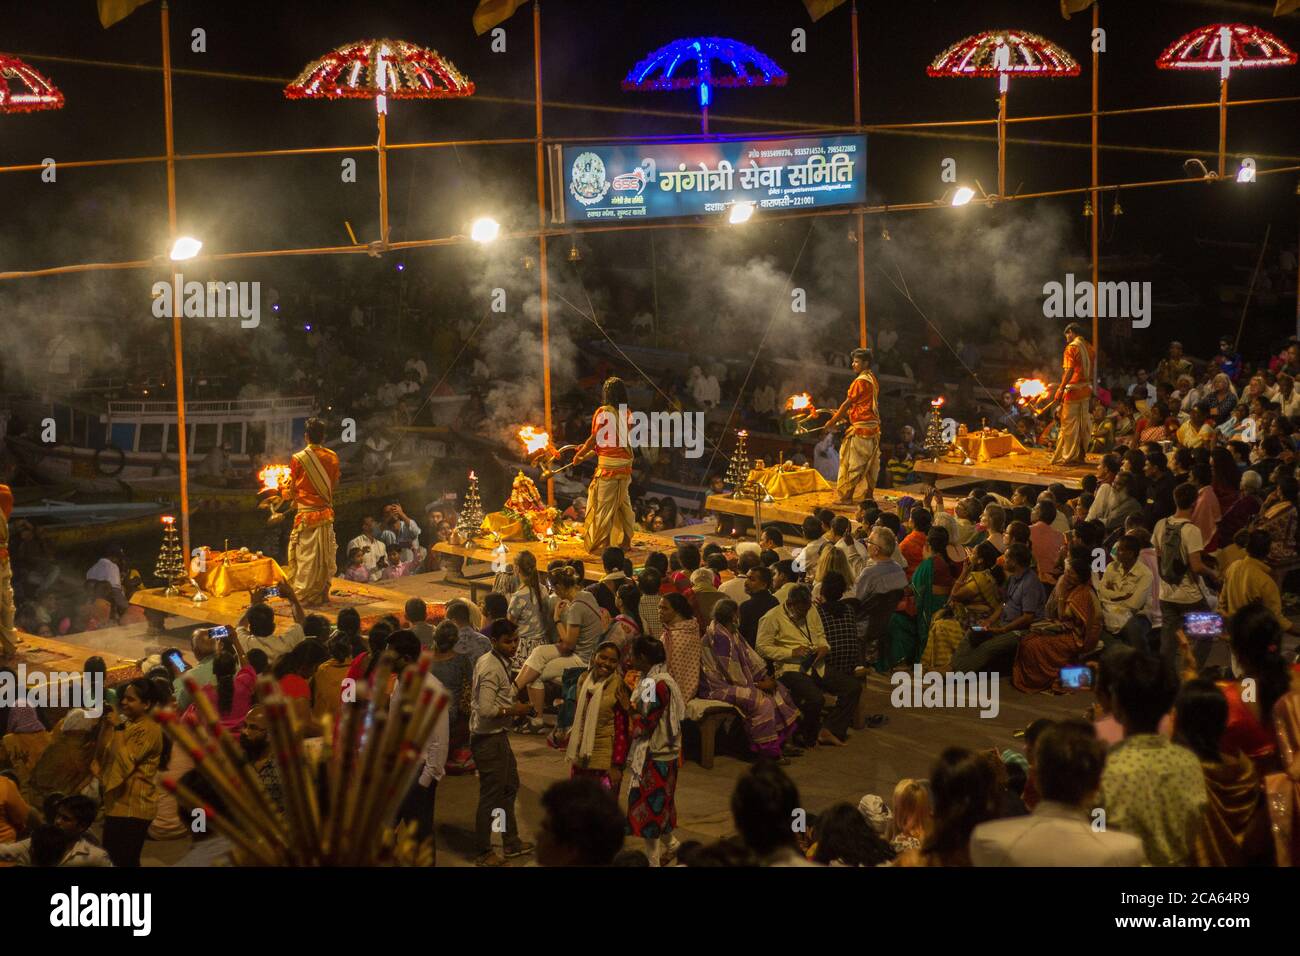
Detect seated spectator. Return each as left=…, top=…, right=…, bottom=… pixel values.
left=699, top=599, right=801, bottom=762
left=445, top=600, right=492, bottom=659
left=1028, top=501, right=1065, bottom=585
left=808, top=802, right=896, bottom=866
left=536, top=777, right=626, bottom=867
left=1012, top=549, right=1102, bottom=693
left=738, top=565, right=778, bottom=648
left=1098, top=649, right=1206, bottom=866
left=896, top=747, right=999, bottom=867
left=730, top=761, right=817, bottom=866
left=886, top=778, right=932, bottom=854
left=658, top=592, right=702, bottom=701
left=0, top=794, right=107, bottom=867
left=1220, top=531, right=1297, bottom=634
left=238, top=593, right=306, bottom=666
left=950, top=543, right=1045, bottom=675
left=1097, top=533, right=1154, bottom=649
left=1206, top=469, right=1262, bottom=552
left=1217, top=602, right=1298, bottom=776
left=923, top=542, right=1005, bottom=673
left=1256, top=474, right=1298, bottom=567
left=1172, top=679, right=1273, bottom=866
left=815, top=572, right=860, bottom=676
left=971, top=719, right=1145, bottom=866
left=756, top=585, right=861, bottom=748
left=514, top=571, right=588, bottom=735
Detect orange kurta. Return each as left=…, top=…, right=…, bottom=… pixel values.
left=845, top=372, right=881, bottom=438
left=288, top=444, right=340, bottom=527
left=1060, top=337, right=1095, bottom=404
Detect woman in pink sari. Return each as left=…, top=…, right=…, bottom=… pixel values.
left=698, top=599, right=801, bottom=761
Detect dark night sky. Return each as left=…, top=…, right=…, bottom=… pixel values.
left=0, top=0, right=1298, bottom=363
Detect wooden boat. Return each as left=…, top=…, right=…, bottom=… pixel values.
left=10, top=500, right=169, bottom=549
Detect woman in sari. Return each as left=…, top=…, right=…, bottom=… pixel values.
left=884, top=527, right=957, bottom=670
left=1011, top=551, right=1102, bottom=693
left=626, top=636, right=685, bottom=866
left=566, top=642, right=630, bottom=792
left=0, top=667, right=51, bottom=786
left=1267, top=676, right=1300, bottom=866
left=1254, top=473, right=1299, bottom=568
left=921, top=542, right=1005, bottom=673
left=1172, top=679, right=1272, bottom=866
left=1217, top=603, right=1300, bottom=776
left=699, top=599, right=801, bottom=762
left=658, top=591, right=701, bottom=701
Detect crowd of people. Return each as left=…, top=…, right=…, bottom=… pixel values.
left=2, top=331, right=1300, bottom=867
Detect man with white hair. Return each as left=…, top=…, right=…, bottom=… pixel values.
left=852, top=526, right=907, bottom=603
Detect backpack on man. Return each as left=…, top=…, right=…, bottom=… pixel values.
left=1158, top=518, right=1189, bottom=585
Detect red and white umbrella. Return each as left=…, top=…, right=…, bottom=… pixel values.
left=929, top=29, right=1079, bottom=197
left=0, top=53, right=64, bottom=114
left=285, top=39, right=475, bottom=246
left=1157, top=24, right=1296, bottom=177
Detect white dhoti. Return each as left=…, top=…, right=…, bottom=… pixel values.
left=583, top=474, right=636, bottom=553
left=287, top=517, right=337, bottom=606
left=1051, top=399, right=1089, bottom=464
left=836, top=433, right=880, bottom=503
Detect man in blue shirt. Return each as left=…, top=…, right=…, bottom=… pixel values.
left=949, top=543, right=1045, bottom=674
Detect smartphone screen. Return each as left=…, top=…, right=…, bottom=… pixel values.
left=264, top=586, right=281, bottom=598
left=1059, top=665, right=1092, bottom=690
left=208, top=625, right=231, bottom=640
left=165, top=650, right=189, bottom=673
left=1183, top=612, right=1224, bottom=640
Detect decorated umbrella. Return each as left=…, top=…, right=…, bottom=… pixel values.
left=623, top=36, right=787, bottom=134
left=285, top=39, right=475, bottom=244
left=1157, top=23, right=1296, bottom=178
left=0, top=52, right=65, bottom=113
left=928, top=29, right=1079, bottom=197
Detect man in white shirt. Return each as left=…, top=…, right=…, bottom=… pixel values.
left=1085, top=453, right=1122, bottom=523
left=813, top=432, right=839, bottom=484
left=85, top=550, right=128, bottom=612
left=1098, top=533, right=1154, bottom=649
left=348, top=516, right=388, bottom=575
left=722, top=548, right=760, bottom=604
left=237, top=595, right=306, bottom=664
left=794, top=512, right=834, bottom=575
left=1127, top=368, right=1156, bottom=407
left=971, top=720, right=1145, bottom=866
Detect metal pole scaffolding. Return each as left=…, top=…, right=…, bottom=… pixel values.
left=534, top=1, right=554, bottom=506
left=161, top=1, right=192, bottom=563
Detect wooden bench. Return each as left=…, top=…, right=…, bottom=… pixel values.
left=684, top=699, right=741, bottom=769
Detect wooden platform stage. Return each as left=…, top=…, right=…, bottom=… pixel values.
left=9, top=634, right=140, bottom=686
left=433, top=530, right=677, bottom=566
left=704, top=483, right=953, bottom=532
left=911, top=450, right=1096, bottom=492
left=130, top=577, right=430, bottom=632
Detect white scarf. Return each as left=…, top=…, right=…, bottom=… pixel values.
left=566, top=670, right=612, bottom=768
left=627, top=663, right=685, bottom=791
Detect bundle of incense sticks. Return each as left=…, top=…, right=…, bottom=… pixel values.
left=157, top=651, right=448, bottom=866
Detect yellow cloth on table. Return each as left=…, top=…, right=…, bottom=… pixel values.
left=955, top=431, right=1029, bottom=463
left=747, top=464, right=833, bottom=498
left=195, top=552, right=286, bottom=597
